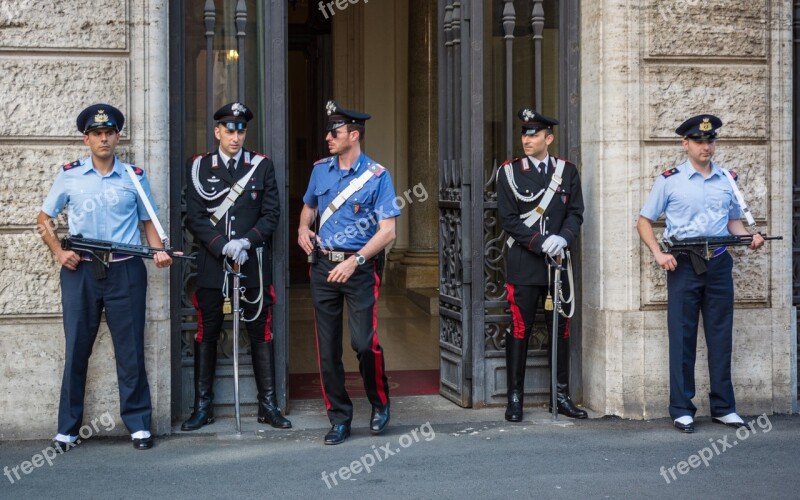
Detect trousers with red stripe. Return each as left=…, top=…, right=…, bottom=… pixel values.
left=505, top=283, right=571, bottom=399
left=311, top=257, right=389, bottom=426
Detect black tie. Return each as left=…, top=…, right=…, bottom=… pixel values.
left=539, top=162, right=546, bottom=174
left=227, top=158, right=236, bottom=175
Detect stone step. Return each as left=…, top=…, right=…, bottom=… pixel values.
left=406, top=287, right=439, bottom=316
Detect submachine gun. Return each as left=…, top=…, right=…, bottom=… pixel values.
left=62, top=235, right=195, bottom=264
left=659, top=233, right=781, bottom=274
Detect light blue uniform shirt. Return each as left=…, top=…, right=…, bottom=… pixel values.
left=42, top=156, right=158, bottom=245
left=640, top=160, right=741, bottom=239
left=303, top=152, right=400, bottom=250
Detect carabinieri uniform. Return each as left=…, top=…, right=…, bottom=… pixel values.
left=303, top=151, right=400, bottom=427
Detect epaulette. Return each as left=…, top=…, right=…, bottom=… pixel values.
left=553, top=156, right=576, bottom=167
left=192, top=152, right=212, bottom=161
left=367, top=162, right=386, bottom=176
left=661, top=167, right=679, bottom=178
left=131, top=166, right=144, bottom=176
left=313, top=156, right=334, bottom=165
left=250, top=150, right=271, bottom=161
left=501, top=158, right=517, bottom=167
left=62, top=160, right=81, bottom=171
left=729, top=170, right=738, bottom=181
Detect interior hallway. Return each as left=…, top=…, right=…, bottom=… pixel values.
left=287, top=286, right=439, bottom=398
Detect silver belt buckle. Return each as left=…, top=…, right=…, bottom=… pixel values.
left=330, top=251, right=345, bottom=262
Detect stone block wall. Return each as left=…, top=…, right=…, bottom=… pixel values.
left=0, top=1, right=171, bottom=439
left=580, top=0, right=795, bottom=418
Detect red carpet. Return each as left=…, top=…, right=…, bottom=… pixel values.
left=289, top=370, right=440, bottom=399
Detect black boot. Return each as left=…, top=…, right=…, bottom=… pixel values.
left=504, top=336, right=528, bottom=422
left=181, top=342, right=217, bottom=431
left=252, top=341, right=292, bottom=429
left=549, top=336, right=587, bottom=419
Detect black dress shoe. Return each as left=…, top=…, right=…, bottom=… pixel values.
left=712, top=417, right=751, bottom=430
left=132, top=436, right=154, bottom=450
left=673, top=420, right=695, bottom=433
left=324, top=424, right=351, bottom=445
left=550, top=398, right=589, bottom=419
left=50, top=440, right=77, bottom=452
left=181, top=409, right=214, bottom=431
left=370, top=404, right=390, bottom=435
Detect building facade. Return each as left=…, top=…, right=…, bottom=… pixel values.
left=0, top=0, right=795, bottom=439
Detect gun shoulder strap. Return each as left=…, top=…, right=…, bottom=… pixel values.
left=721, top=168, right=755, bottom=227
left=506, top=158, right=566, bottom=248
left=319, top=162, right=384, bottom=229
left=124, top=164, right=168, bottom=246
left=210, top=153, right=264, bottom=226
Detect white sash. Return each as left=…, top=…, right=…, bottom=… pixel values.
left=722, top=168, right=755, bottom=227
left=319, top=167, right=377, bottom=229
left=124, top=164, right=168, bottom=246
left=209, top=155, right=264, bottom=226
left=506, top=158, right=566, bottom=247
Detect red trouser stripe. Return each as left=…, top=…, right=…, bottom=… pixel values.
left=262, top=285, right=276, bottom=342
left=563, top=318, right=570, bottom=340
left=372, top=263, right=388, bottom=407
left=192, top=291, right=204, bottom=343
left=310, top=267, right=332, bottom=411
left=506, top=283, right=526, bottom=339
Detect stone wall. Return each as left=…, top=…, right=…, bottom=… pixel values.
left=0, top=1, right=171, bottom=439
left=580, top=0, right=796, bottom=418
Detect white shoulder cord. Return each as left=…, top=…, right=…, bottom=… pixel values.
left=222, top=247, right=264, bottom=322
left=124, top=164, right=168, bottom=245
left=191, top=155, right=229, bottom=202
left=503, top=158, right=546, bottom=203
left=558, top=251, right=575, bottom=318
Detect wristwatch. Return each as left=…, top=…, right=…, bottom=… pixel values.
left=354, top=253, right=366, bottom=265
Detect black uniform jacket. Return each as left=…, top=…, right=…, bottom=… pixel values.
left=496, top=156, right=583, bottom=286
left=186, top=148, right=280, bottom=288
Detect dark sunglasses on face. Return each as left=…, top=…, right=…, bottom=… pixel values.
left=329, top=127, right=351, bottom=138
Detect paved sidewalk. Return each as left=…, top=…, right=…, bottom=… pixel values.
left=1, top=396, right=798, bottom=499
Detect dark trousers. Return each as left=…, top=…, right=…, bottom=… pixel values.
left=506, top=283, right=570, bottom=378
left=192, top=284, right=276, bottom=344
left=58, top=257, right=151, bottom=436
left=667, top=252, right=735, bottom=420
left=311, top=258, right=389, bottom=425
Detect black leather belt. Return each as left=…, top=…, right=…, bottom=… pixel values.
left=323, top=250, right=359, bottom=262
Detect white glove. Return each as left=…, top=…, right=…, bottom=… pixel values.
left=541, top=235, right=567, bottom=258
left=222, top=238, right=251, bottom=263
left=234, top=249, right=249, bottom=266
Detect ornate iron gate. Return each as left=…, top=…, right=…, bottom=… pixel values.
left=169, top=0, right=289, bottom=420
left=438, top=0, right=580, bottom=407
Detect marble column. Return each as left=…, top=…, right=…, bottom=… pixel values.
left=386, top=0, right=439, bottom=290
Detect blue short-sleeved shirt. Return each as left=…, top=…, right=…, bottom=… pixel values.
left=640, top=160, right=741, bottom=239
left=303, top=152, right=400, bottom=250
left=42, top=156, right=158, bottom=245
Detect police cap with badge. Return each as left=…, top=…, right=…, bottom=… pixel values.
left=675, top=114, right=722, bottom=140
left=518, top=108, right=558, bottom=135
left=214, top=102, right=253, bottom=131
left=325, top=100, right=371, bottom=131
left=77, top=104, right=125, bottom=134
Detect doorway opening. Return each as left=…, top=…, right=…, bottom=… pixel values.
left=285, top=0, right=440, bottom=400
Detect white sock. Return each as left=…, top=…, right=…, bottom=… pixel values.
left=674, top=416, right=693, bottom=425
left=131, top=430, right=151, bottom=440
left=716, top=413, right=744, bottom=424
